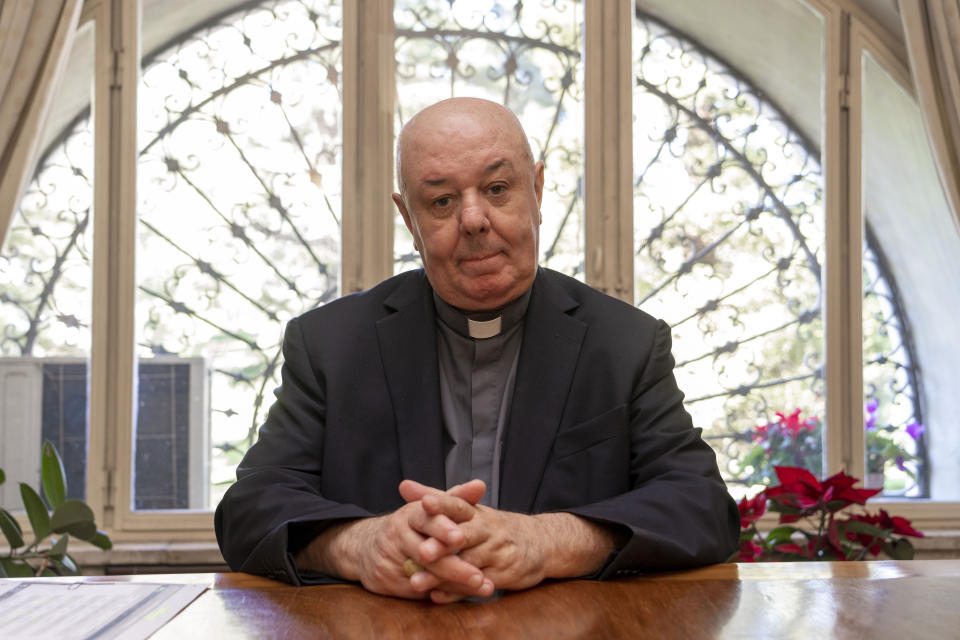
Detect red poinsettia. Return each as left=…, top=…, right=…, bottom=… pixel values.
left=737, top=492, right=767, bottom=528
left=774, top=539, right=818, bottom=559
left=845, top=509, right=925, bottom=556
left=776, top=408, right=818, bottom=438
left=753, top=409, right=819, bottom=443
left=731, top=466, right=923, bottom=563
left=737, top=539, right=764, bottom=561
left=764, top=466, right=881, bottom=523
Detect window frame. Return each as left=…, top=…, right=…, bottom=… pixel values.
left=67, top=0, right=960, bottom=546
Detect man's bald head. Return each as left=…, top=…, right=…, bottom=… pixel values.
left=396, top=98, right=535, bottom=199
left=390, top=97, right=545, bottom=311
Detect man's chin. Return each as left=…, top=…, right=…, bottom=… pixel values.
left=457, top=276, right=531, bottom=311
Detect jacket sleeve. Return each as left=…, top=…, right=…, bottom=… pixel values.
left=562, top=320, right=740, bottom=577
left=214, top=316, right=373, bottom=585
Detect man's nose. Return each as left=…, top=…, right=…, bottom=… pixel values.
left=459, top=192, right=490, bottom=236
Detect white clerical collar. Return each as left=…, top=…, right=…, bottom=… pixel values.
left=433, top=287, right=532, bottom=341
left=467, top=316, right=502, bottom=339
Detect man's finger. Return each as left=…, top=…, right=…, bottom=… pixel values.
left=408, top=554, right=484, bottom=592
left=398, top=478, right=486, bottom=506
left=405, top=508, right=464, bottom=551
left=446, top=479, right=486, bottom=505
left=421, top=492, right=477, bottom=524
left=430, top=590, right=468, bottom=604
left=429, top=579, right=495, bottom=604
left=398, top=479, right=442, bottom=503
left=408, top=555, right=494, bottom=597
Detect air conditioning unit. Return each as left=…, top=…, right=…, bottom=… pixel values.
left=0, top=357, right=209, bottom=510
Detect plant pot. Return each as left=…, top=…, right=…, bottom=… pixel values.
left=865, top=471, right=885, bottom=489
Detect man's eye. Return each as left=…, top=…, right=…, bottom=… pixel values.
left=489, top=184, right=506, bottom=195
left=434, top=196, right=451, bottom=207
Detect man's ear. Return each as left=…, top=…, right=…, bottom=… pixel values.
left=533, top=161, right=545, bottom=223
left=392, top=192, right=421, bottom=252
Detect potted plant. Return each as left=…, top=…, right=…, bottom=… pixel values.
left=0, top=440, right=111, bottom=577
left=738, top=408, right=822, bottom=488
left=739, top=399, right=923, bottom=492
left=733, top=465, right=923, bottom=562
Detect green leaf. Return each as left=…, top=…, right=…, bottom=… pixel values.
left=0, top=508, right=24, bottom=548
left=0, top=467, right=5, bottom=485
left=48, top=533, right=70, bottom=559
left=88, top=529, right=112, bottom=550
left=0, top=558, right=35, bottom=578
left=50, top=500, right=96, bottom=539
left=841, top=520, right=892, bottom=539
left=41, top=440, right=67, bottom=509
left=59, top=553, right=80, bottom=574
left=767, top=501, right=802, bottom=515
left=823, top=499, right=851, bottom=513
left=40, top=567, right=58, bottom=577
left=764, top=525, right=801, bottom=546
left=883, top=538, right=915, bottom=560
left=19, top=482, right=51, bottom=540
left=739, top=447, right=764, bottom=470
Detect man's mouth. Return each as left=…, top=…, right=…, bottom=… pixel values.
left=463, top=252, right=499, bottom=263
left=459, top=251, right=504, bottom=272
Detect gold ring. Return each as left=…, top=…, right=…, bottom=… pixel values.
left=403, top=558, right=424, bottom=577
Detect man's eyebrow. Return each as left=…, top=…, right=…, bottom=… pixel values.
left=420, top=159, right=514, bottom=188
left=484, top=159, right=512, bottom=173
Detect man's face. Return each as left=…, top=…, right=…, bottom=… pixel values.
left=393, top=103, right=544, bottom=311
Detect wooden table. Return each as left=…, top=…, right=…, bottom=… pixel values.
left=97, top=561, right=960, bottom=638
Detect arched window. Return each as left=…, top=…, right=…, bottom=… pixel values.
left=0, top=0, right=955, bottom=548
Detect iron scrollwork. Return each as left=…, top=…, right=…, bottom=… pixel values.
left=0, top=0, right=927, bottom=503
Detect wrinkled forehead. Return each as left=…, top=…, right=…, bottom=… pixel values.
left=397, top=101, right=534, bottom=188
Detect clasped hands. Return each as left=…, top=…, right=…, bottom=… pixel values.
left=296, top=478, right=619, bottom=603
left=403, top=478, right=562, bottom=603
left=353, top=478, right=551, bottom=603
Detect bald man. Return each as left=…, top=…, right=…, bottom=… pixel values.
left=215, top=98, right=739, bottom=603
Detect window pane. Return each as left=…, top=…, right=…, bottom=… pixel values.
left=134, top=0, right=343, bottom=510
left=860, top=52, right=944, bottom=497
left=393, top=0, right=585, bottom=276
left=632, top=2, right=825, bottom=495
left=0, top=26, right=94, bottom=507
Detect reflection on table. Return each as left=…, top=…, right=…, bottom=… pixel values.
left=83, top=560, right=960, bottom=638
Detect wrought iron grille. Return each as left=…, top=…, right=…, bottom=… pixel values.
left=135, top=0, right=343, bottom=500
left=631, top=10, right=925, bottom=495
left=0, top=113, right=93, bottom=359
left=0, top=0, right=926, bottom=503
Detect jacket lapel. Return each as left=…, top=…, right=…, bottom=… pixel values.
left=499, top=270, right=585, bottom=512
left=376, top=272, right=446, bottom=489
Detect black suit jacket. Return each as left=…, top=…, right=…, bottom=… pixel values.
left=215, top=268, right=739, bottom=584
